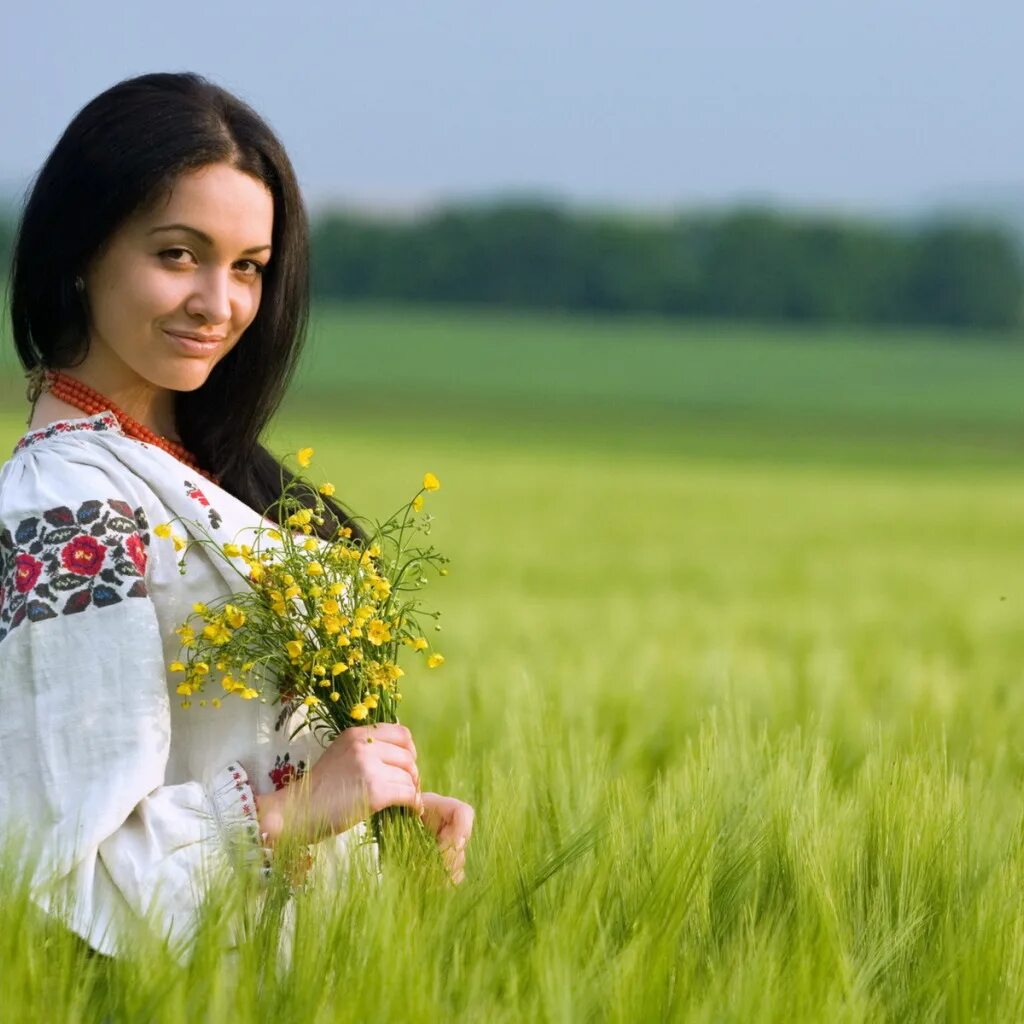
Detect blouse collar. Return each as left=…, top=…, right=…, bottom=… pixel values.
left=12, top=411, right=123, bottom=455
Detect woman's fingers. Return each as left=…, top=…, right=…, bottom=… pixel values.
left=369, top=741, right=420, bottom=788
left=437, top=799, right=475, bottom=850
left=350, top=723, right=417, bottom=759
left=366, top=766, right=423, bottom=814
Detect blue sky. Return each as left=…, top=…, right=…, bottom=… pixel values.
left=3, top=2, right=1022, bottom=213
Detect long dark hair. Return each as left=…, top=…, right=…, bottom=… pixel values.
left=9, top=71, right=357, bottom=540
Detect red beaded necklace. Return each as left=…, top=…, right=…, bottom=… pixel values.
left=41, top=369, right=219, bottom=484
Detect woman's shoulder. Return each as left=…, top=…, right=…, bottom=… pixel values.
left=1, top=411, right=150, bottom=522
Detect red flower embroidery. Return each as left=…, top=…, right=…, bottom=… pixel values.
left=60, top=536, right=107, bottom=576
left=269, top=753, right=306, bottom=791
left=188, top=487, right=210, bottom=507
left=125, top=534, right=148, bottom=576
left=14, top=553, right=43, bottom=593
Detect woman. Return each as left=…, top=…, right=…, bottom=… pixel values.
left=0, top=72, right=473, bottom=956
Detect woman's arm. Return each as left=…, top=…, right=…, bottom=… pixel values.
left=0, top=466, right=265, bottom=955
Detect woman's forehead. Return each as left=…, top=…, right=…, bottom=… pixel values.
left=135, top=164, right=274, bottom=247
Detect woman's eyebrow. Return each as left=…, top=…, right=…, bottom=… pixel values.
left=148, top=223, right=272, bottom=255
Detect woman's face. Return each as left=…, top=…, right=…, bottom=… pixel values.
left=81, top=161, right=274, bottom=395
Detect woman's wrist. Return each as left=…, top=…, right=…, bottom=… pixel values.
left=254, top=789, right=286, bottom=846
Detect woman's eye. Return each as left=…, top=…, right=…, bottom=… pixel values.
left=236, top=260, right=266, bottom=277
left=160, top=248, right=194, bottom=265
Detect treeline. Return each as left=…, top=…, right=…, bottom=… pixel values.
left=1, top=203, right=1021, bottom=329
left=312, top=204, right=1023, bottom=329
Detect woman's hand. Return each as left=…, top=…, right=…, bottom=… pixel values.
left=255, top=723, right=422, bottom=847
left=420, top=791, right=475, bottom=883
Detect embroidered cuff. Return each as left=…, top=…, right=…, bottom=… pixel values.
left=210, top=763, right=272, bottom=878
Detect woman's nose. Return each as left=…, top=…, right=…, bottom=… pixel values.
left=185, top=267, right=232, bottom=325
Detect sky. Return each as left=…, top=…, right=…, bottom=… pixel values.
left=3, top=2, right=1023, bottom=215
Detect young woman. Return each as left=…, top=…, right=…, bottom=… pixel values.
left=0, top=72, right=473, bottom=956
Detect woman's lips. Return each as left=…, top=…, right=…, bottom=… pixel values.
left=163, top=329, right=225, bottom=356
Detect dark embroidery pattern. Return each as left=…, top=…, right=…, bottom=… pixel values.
left=269, top=752, right=307, bottom=791
left=274, top=692, right=303, bottom=733
left=0, top=498, right=150, bottom=643
left=184, top=480, right=223, bottom=531
left=13, top=412, right=121, bottom=455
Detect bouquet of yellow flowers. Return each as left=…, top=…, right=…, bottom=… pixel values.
left=155, top=449, right=448, bottom=861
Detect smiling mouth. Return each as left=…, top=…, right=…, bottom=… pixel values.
left=164, top=330, right=227, bottom=343
left=163, top=329, right=227, bottom=355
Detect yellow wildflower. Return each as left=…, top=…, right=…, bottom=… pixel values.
left=172, top=535, right=187, bottom=552
left=286, top=640, right=304, bottom=660
left=224, top=605, right=246, bottom=629
left=412, top=495, right=424, bottom=512
left=331, top=662, right=348, bottom=676
left=319, top=482, right=336, bottom=496
left=284, top=585, right=302, bottom=600
left=176, top=683, right=193, bottom=696
left=193, top=662, right=210, bottom=675
left=366, top=619, right=392, bottom=646
left=307, top=561, right=324, bottom=577
left=330, top=692, right=340, bottom=702
left=193, top=602, right=208, bottom=615
left=426, top=653, right=445, bottom=669
left=249, top=563, right=266, bottom=582
left=303, top=695, right=321, bottom=707
left=423, top=472, right=440, bottom=492
left=241, top=688, right=260, bottom=700
left=304, top=538, right=319, bottom=551
left=222, top=543, right=243, bottom=557
left=312, top=665, right=327, bottom=677
left=363, top=693, right=379, bottom=709
left=211, top=698, right=222, bottom=709
left=267, top=529, right=282, bottom=542
left=154, top=523, right=172, bottom=539
left=175, top=625, right=196, bottom=645
left=241, top=661, right=256, bottom=673
left=168, top=661, right=186, bottom=673
left=203, top=622, right=232, bottom=645
left=328, top=583, right=345, bottom=596
left=297, top=447, right=314, bottom=468
left=350, top=703, right=369, bottom=721
left=413, top=636, right=429, bottom=651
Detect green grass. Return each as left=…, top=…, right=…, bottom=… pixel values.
left=2, top=306, right=1024, bottom=1019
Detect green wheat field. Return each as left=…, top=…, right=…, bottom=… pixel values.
left=2, top=304, right=1024, bottom=1021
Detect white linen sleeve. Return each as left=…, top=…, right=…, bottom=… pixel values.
left=0, top=458, right=266, bottom=956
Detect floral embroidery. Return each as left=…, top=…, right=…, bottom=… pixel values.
left=12, top=412, right=122, bottom=455
left=184, top=480, right=223, bottom=531
left=269, top=752, right=306, bottom=791
left=0, top=498, right=150, bottom=643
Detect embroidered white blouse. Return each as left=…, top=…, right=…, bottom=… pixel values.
left=0, top=411, right=368, bottom=955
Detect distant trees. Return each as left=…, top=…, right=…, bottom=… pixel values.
left=1, top=202, right=1020, bottom=329
left=311, top=203, right=1024, bottom=329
